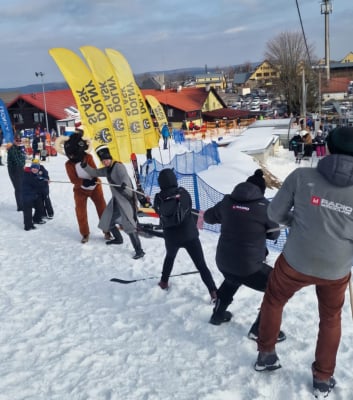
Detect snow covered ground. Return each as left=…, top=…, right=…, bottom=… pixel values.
left=0, top=138, right=352, bottom=400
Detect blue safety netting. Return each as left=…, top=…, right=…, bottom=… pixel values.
left=139, top=140, right=287, bottom=252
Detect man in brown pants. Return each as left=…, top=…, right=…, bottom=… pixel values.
left=254, top=127, right=353, bottom=399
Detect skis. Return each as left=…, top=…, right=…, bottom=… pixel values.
left=110, top=270, right=200, bottom=284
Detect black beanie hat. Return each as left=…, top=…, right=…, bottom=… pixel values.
left=96, top=146, right=112, bottom=161
left=158, top=168, right=178, bottom=190
left=327, top=127, right=353, bottom=157
left=246, top=169, right=266, bottom=194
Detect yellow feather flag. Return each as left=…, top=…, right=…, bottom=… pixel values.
left=145, top=94, right=168, bottom=130
left=48, top=47, right=121, bottom=161
left=105, top=48, right=159, bottom=152
left=79, top=46, right=132, bottom=162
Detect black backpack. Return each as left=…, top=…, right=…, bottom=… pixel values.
left=158, top=188, right=191, bottom=228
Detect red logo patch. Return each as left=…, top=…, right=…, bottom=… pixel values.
left=311, top=196, right=321, bottom=206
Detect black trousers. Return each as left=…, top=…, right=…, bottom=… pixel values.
left=8, top=166, right=24, bottom=210
left=217, top=263, right=273, bottom=306
left=42, top=194, right=54, bottom=217
left=161, top=237, right=216, bottom=293
left=23, top=197, right=45, bottom=229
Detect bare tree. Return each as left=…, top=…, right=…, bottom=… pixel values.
left=265, top=31, right=317, bottom=115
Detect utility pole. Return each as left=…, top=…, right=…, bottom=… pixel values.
left=321, top=0, right=332, bottom=81
left=302, top=68, right=306, bottom=123
left=312, top=65, right=328, bottom=116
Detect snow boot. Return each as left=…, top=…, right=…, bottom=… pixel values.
left=158, top=280, right=169, bottom=290
left=106, top=226, right=123, bottom=245
left=254, top=351, right=281, bottom=372
left=129, top=232, right=145, bottom=259
left=209, top=298, right=233, bottom=325
left=247, top=312, right=286, bottom=343
left=313, top=376, right=336, bottom=398
left=81, top=234, right=89, bottom=244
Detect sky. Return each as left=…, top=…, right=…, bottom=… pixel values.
left=1, top=126, right=353, bottom=399
left=0, top=0, right=352, bottom=89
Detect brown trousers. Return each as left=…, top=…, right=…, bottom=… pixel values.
left=74, top=186, right=106, bottom=236
left=258, top=253, right=350, bottom=381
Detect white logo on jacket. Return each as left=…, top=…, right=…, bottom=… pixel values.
left=311, top=196, right=352, bottom=215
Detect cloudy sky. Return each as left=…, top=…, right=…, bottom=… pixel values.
left=1, top=0, right=351, bottom=89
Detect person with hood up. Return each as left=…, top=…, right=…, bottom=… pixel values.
left=153, top=168, right=217, bottom=301
left=204, top=169, right=285, bottom=341
left=254, top=127, right=353, bottom=398
left=81, top=146, right=145, bottom=260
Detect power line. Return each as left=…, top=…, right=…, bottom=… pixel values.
left=295, top=0, right=313, bottom=66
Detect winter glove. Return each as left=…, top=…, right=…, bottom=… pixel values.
left=82, top=178, right=96, bottom=187
left=117, top=182, right=127, bottom=192
left=80, top=161, right=87, bottom=168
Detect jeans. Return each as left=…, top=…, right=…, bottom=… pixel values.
left=258, top=253, right=350, bottom=381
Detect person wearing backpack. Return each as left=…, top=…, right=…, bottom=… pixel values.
left=203, top=169, right=285, bottom=342
left=153, top=168, right=217, bottom=301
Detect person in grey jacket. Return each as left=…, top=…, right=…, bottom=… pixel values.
left=254, top=127, right=353, bottom=398
left=204, top=169, right=284, bottom=341
left=81, top=146, right=144, bottom=259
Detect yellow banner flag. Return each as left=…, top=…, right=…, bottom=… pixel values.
left=49, top=48, right=121, bottom=161
left=105, top=48, right=159, bottom=152
left=145, top=94, right=168, bottom=130
left=79, top=46, right=132, bottom=162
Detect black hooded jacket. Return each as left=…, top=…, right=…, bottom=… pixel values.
left=204, top=182, right=280, bottom=276
left=153, top=169, right=198, bottom=244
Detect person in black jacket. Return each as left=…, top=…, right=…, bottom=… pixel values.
left=153, top=168, right=217, bottom=301
left=22, top=162, right=47, bottom=230
left=204, top=169, right=285, bottom=341
left=7, top=135, right=26, bottom=211
left=289, top=132, right=304, bottom=161
left=31, top=159, right=54, bottom=219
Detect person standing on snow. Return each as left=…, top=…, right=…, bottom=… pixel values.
left=7, top=135, right=26, bottom=211
left=31, top=159, right=54, bottom=219
left=153, top=168, right=217, bottom=301
left=161, top=123, right=170, bottom=150
left=254, top=127, right=353, bottom=399
left=58, top=132, right=108, bottom=244
left=313, top=129, right=326, bottom=158
left=22, top=161, right=47, bottom=230
left=81, top=146, right=145, bottom=260
left=204, top=169, right=285, bottom=341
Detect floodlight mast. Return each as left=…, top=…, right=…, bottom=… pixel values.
left=35, top=72, right=49, bottom=132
